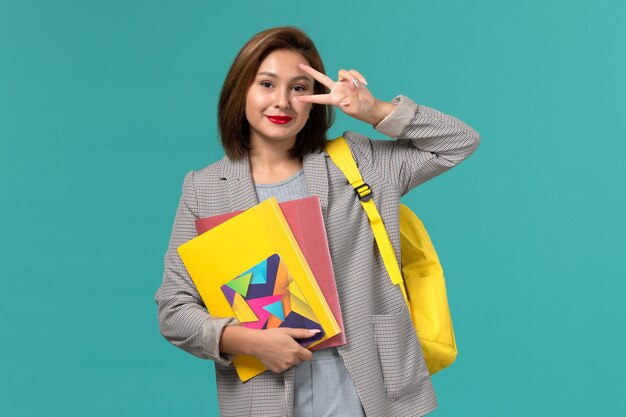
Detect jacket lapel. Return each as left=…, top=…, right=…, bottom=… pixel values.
left=303, top=149, right=330, bottom=219
left=218, top=156, right=259, bottom=212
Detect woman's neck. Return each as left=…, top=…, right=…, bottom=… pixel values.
left=248, top=145, right=303, bottom=185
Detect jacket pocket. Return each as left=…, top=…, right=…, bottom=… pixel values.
left=371, top=304, right=428, bottom=401
left=215, top=363, right=252, bottom=416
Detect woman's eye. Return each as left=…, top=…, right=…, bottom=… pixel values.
left=293, top=85, right=306, bottom=92
left=260, top=82, right=273, bottom=88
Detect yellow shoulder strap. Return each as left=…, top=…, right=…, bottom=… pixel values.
left=326, top=137, right=408, bottom=303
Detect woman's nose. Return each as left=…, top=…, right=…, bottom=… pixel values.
left=273, top=88, right=290, bottom=109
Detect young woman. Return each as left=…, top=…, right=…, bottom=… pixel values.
left=155, top=26, right=480, bottom=417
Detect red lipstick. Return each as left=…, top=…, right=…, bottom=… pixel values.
left=266, top=115, right=293, bottom=124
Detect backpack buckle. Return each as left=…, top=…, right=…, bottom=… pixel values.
left=354, top=182, right=373, bottom=202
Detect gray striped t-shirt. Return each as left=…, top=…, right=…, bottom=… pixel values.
left=254, top=169, right=309, bottom=202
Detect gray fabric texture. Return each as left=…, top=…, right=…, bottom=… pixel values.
left=155, top=94, right=480, bottom=416
left=255, top=169, right=308, bottom=202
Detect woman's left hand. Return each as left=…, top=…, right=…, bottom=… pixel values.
left=296, top=64, right=393, bottom=126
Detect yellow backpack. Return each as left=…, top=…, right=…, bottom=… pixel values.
left=326, top=136, right=458, bottom=375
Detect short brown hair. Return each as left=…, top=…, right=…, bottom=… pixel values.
left=218, top=26, right=334, bottom=159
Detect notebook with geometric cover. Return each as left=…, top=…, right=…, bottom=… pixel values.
left=221, top=253, right=324, bottom=348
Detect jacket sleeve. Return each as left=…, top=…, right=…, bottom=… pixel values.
left=345, top=95, right=480, bottom=196
left=154, top=170, right=238, bottom=366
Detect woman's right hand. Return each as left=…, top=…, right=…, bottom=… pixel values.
left=250, top=328, right=317, bottom=373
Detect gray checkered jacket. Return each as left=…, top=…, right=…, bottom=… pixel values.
left=155, top=95, right=480, bottom=416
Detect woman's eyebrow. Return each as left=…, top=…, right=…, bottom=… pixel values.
left=256, top=71, right=312, bottom=82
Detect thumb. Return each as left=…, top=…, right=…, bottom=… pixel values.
left=298, top=346, right=313, bottom=362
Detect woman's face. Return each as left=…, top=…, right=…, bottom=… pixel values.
left=245, top=49, right=314, bottom=149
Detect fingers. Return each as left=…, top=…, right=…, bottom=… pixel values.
left=284, top=328, right=316, bottom=364
left=282, top=327, right=321, bottom=339
left=338, top=69, right=361, bottom=110
left=338, top=69, right=357, bottom=91
left=298, top=63, right=334, bottom=89
left=299, top=63, right=368, bottom=90
left=349, top=69, right=368, bottom=85
left=296, top=65, right=369, bottom=111
left=339, top=69, right=368, bottom=88
left=295, top=65, right=333, bottom=104
left=298, top=347, right=313, bottom=362
left=296, top=93, right=333, bottom=105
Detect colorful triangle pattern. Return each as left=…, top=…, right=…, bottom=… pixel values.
left=226, top=273, right=252, bottom=297
left=220, top=253, right=325, bottom=347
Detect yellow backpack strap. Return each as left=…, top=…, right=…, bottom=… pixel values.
left=326, top=137, right=409, bottom=304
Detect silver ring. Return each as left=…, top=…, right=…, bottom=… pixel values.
left=351, top=77, right=359, bottom=87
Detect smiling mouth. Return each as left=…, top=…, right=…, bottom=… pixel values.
left=266, top=116, right=293, bottom=124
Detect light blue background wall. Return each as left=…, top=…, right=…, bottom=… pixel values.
left=1, top=0, right=624, bottom=416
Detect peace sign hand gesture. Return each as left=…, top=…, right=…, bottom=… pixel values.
left=296, top=64, right=394, bottom=126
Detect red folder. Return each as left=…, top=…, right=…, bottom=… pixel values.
left=195, top=196, right=346, bottom=350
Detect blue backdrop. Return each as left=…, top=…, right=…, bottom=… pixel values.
left=1, top=0, right=624, bottom=416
